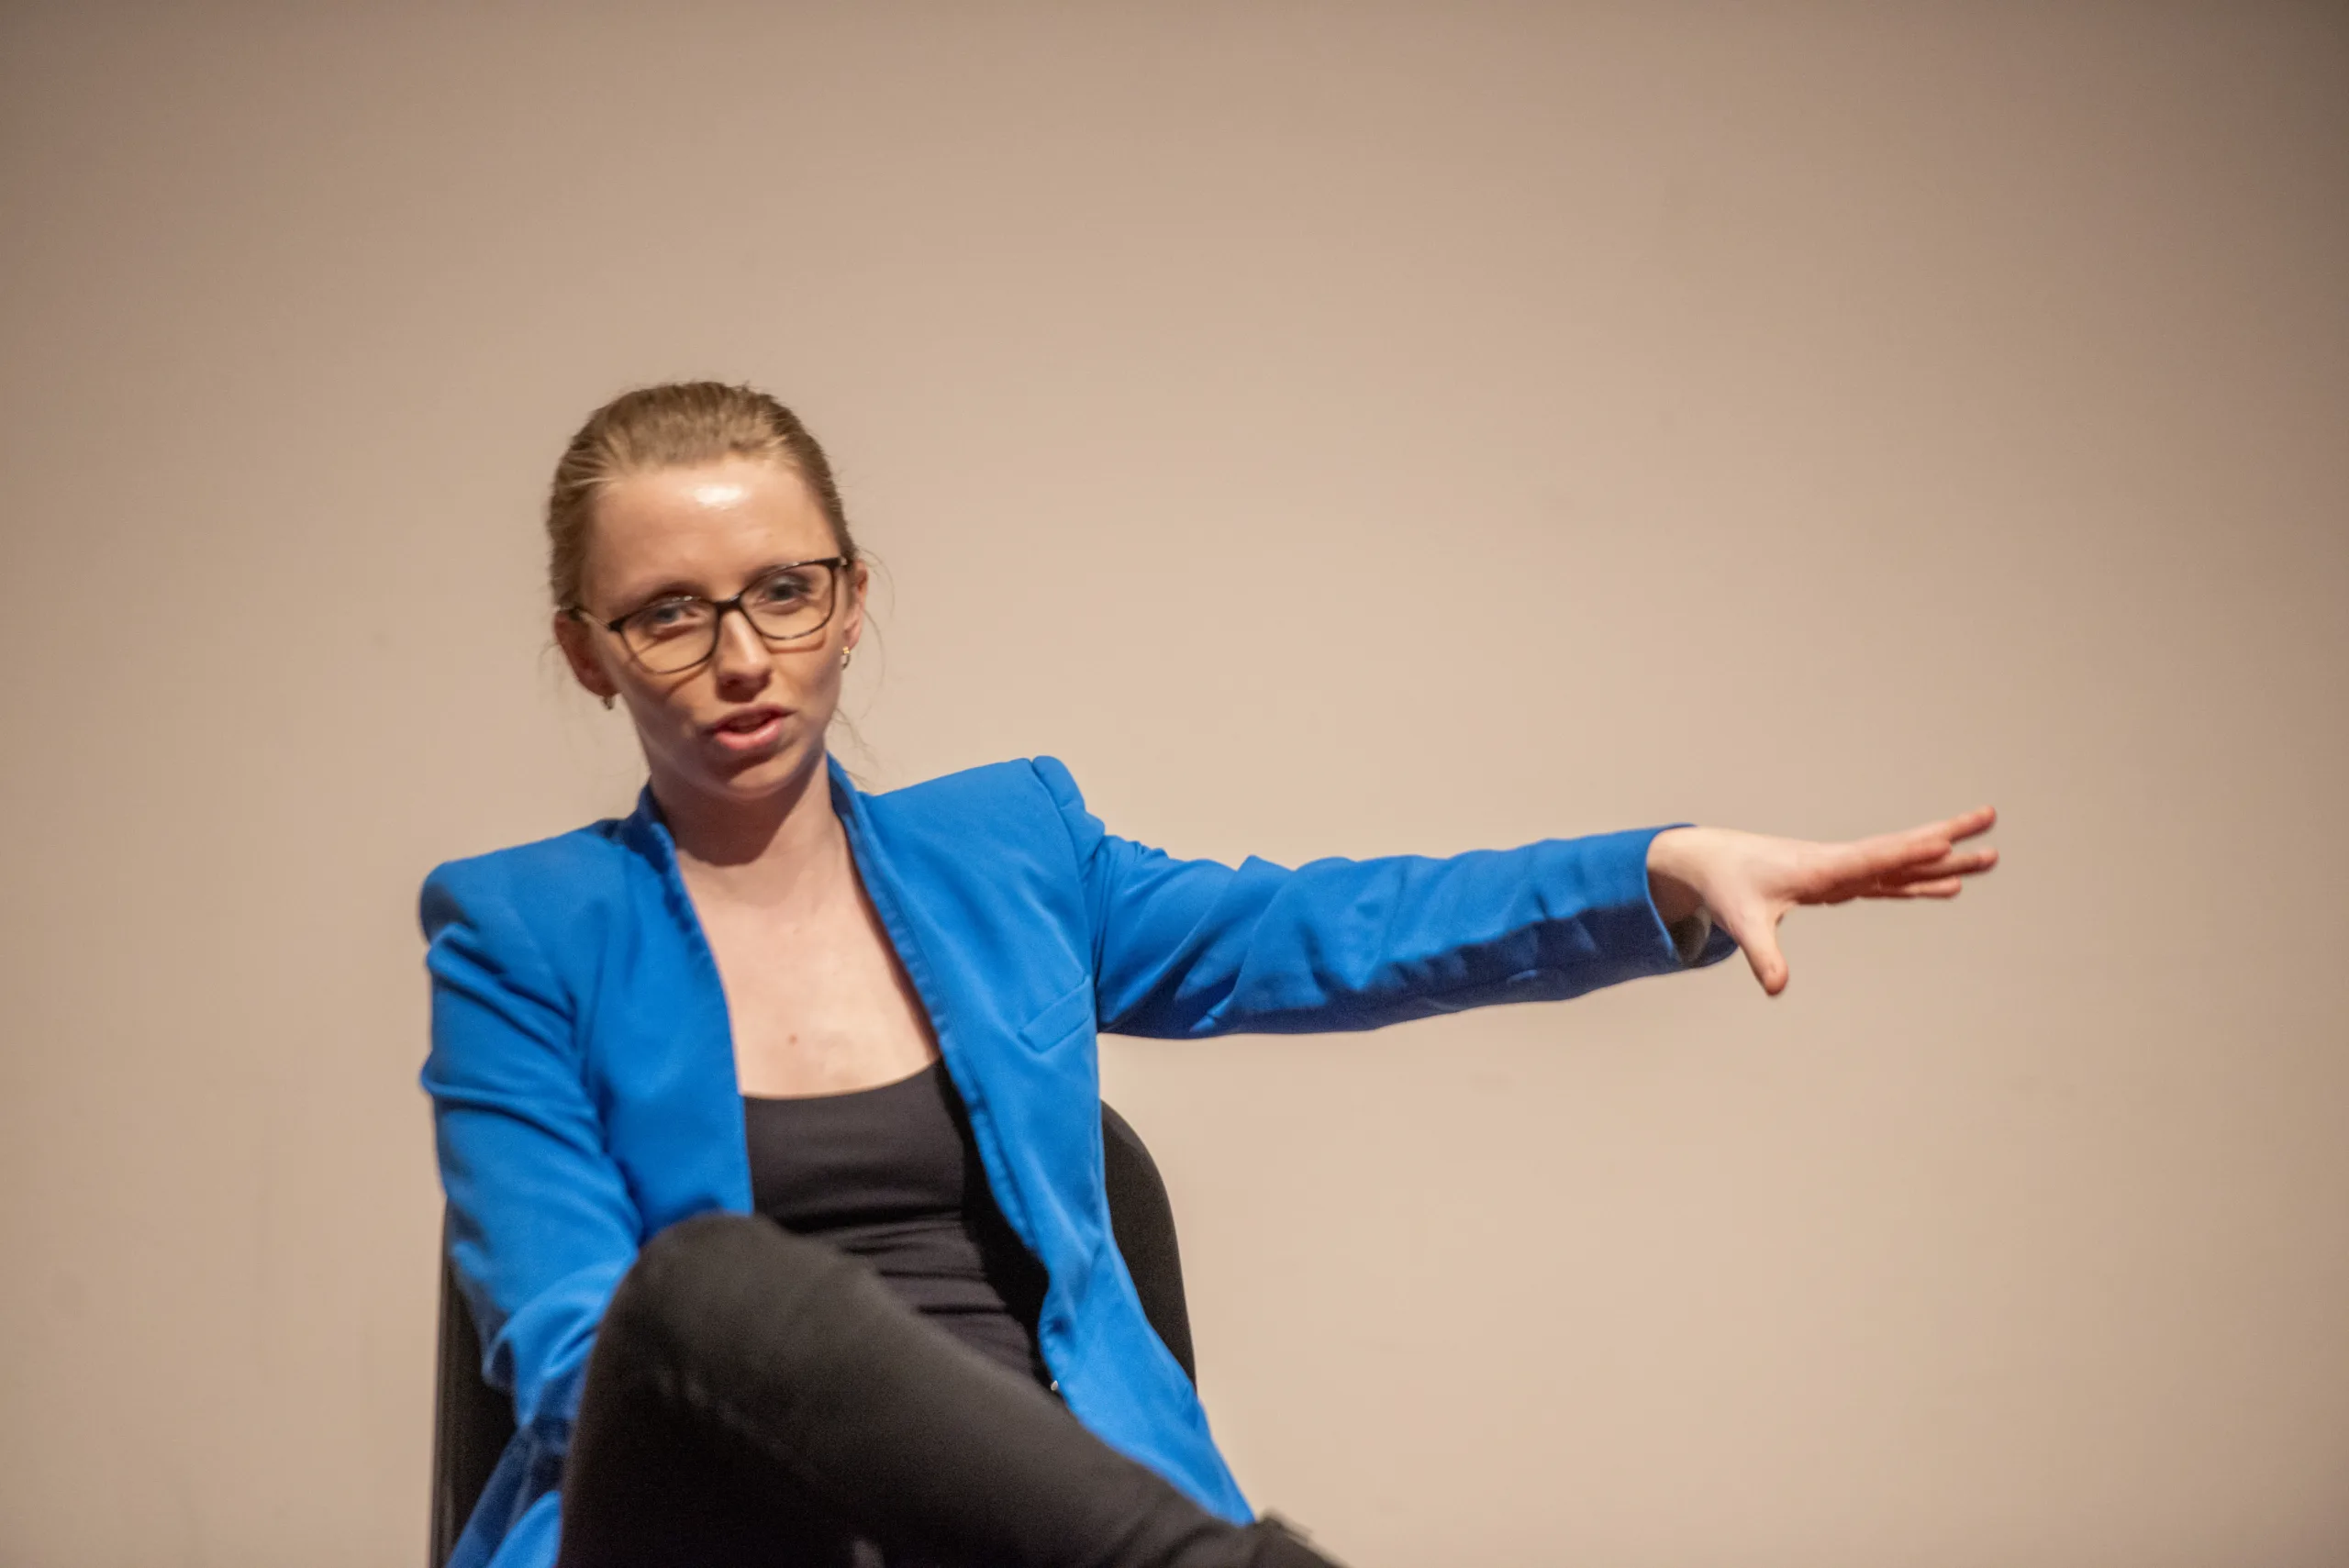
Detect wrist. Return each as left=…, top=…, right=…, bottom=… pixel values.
left=1645, top=827, right=1709, bottom=928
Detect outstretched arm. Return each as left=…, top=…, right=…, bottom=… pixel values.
left=1034, top=757, right=1739, bottom=1038
left=1645, top=806, right=1999, bottom=995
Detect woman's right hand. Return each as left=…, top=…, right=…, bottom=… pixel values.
left=1647, top=806, right=1999, bottom=995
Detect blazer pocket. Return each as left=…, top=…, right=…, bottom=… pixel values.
left=1017, top=979, right=1097, bottom=1056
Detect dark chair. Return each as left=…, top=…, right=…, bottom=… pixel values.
left=429, top=1103, right=1196, bottom=1568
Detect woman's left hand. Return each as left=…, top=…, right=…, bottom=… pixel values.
left=1646, top=806, right=1998, bottom=996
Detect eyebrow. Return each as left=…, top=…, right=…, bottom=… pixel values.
left=624, top=578, right=715, bottom=606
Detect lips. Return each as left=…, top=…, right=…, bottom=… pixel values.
left=707, top=706, right=789, bottom=751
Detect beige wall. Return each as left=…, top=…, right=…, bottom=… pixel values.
left=3, top=3, right=2345, bottom=1563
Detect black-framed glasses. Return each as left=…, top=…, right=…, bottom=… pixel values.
left=570, top=556, right=850, bottom=675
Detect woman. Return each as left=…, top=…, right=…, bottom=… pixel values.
left=421, top=382, right=1997, bottom=1568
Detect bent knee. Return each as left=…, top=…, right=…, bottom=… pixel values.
left=637, top=1210, right=778, bottom=1279
left=607, top=1212, right=860, bottom=1350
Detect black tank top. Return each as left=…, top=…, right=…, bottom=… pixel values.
left=741, top=1061, right=1052, bottom=1387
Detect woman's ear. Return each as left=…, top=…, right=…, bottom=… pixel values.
left=840, top=560, right=869, bottom=653
left=552, top=609, right=618, bottom=702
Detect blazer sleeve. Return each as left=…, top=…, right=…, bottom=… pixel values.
left=1030, top=756, right=1739, bottom=1040
left=418, top=860, right=641, bottom=1457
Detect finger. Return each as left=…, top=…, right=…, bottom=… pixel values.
left=1838, top=826, right=1961, bottom=880
left=1878, top=846, right=1998, bottom=884
left=1846, top=862, right=1983, bottom=900
left=1815, top=816, right=2000, bottom=900
left=1857, top=806, right=1999, bottom=866
left=1882, top=812, right=1994, bottom=866
left=1870, top=875, right=1965, bottom=898
left=1720, top=903, right=1790, bottom=996
left=1805, top=848, right=1992, bottom=906
left=1785, top=812, right=1999, bottom=908
left=1936, top=805, right=1998, bottom=841
left=1801, top=834, right=1956, bottom=902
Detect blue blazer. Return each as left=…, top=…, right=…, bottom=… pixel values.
left=419, top=754, right=1736, bottom=1568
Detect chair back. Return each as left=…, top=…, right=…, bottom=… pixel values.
left=429, top=1103, right=1195, bottom=1568
left=1097, top=1101, right=1196, bottom=1381
left=429, top=1231, right=514, bottom=1568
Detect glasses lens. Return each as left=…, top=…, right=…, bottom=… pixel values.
left=619, top=598, right=718, bottom=673
left=741, top=562, right=838, bottom=641
left=612, top=564, right=841, bottom=673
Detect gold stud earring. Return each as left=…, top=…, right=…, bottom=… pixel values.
left=841, top=648, right=853, bottom=670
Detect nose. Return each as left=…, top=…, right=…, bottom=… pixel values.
left=709, top=605, right=772, bottom=692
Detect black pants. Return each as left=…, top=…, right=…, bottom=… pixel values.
left=556, top=1212, right=1321, bottom=1568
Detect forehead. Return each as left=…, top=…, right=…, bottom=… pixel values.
left=584, top=457, right=833, bottom=603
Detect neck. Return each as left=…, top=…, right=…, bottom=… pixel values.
left=649, top=750, right=841, bottom=889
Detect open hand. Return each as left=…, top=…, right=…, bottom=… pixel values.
left=1646, top=806, right=1998, bottom=995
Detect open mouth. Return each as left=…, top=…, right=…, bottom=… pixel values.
left=709, top=707, right=788, bottom=751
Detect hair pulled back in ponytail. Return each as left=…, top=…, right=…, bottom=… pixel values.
left=546, top=382, right=857, bottom=609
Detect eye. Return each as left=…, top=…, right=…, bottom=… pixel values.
left=753, top=572, right=815, bottom=606
left=629, top=598, right=710, bottom=639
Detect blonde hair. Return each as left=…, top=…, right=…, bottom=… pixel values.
left=546, top=381, right=857, bottom=609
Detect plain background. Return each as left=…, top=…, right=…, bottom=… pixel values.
left=3, top=3, right=2345, bottom=1564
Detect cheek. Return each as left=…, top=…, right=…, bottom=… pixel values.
left=772, top=670, right=842, bottom=730
left=791, top=649, right=845, bottom=698
left=617, top=669, right=707, bottom=730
